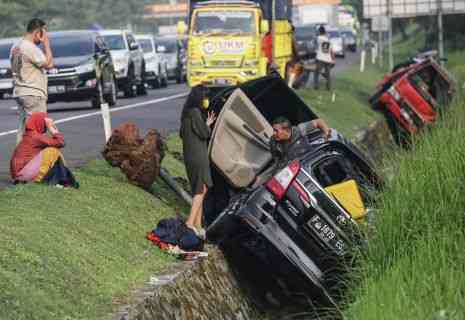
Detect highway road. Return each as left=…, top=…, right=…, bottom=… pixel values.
left=0, top=51, right=360, bottom=189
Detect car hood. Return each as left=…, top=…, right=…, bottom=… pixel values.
left=53, top=55, right=94, bottom=68
left=109, top=50, right=129, bottom=61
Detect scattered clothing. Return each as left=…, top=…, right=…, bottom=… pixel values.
left=147, top=218, right=205, bottom=253
left=180, top=108, right=213, bottom=195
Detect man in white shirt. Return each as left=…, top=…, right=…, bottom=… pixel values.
left=10, top=18, right=54, bottom=144
left=314, top=25, right=335, bottom=91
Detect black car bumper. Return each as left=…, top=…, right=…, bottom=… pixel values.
left=47, top=71, right=99, bottom=103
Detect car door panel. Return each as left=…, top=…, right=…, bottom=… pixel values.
left=209, top=89, right=273, bottom=188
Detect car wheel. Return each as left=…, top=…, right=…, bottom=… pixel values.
left=104, top=77, right=117, bottom=106
left=91, top=80, right=104, bottom=109
left=137, top=64, right=148, bottom=96
left=124, top=67, right=137, bottom=98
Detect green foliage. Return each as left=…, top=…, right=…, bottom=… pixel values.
left=0, top=136, right=188, bottom=320
left=0, top=0, right=155, bottom=37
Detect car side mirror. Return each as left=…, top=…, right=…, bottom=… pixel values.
left=129, top=42, right=139, bottom=50
left=177, top=21, right=188, bottom=35
left=260, top=20, right=269, bottom=34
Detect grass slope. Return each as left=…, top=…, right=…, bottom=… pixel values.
left=0, top=137, right=188, bottom=320
left=299, top=64, right=381, bottom=138
left=343, top=52, right=465, bottom=319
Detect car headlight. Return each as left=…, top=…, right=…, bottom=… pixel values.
left=388, top=86, right=401, bottom=101
left=190, top=71, right=206, bottom=77
left=0, top=68, right=9, bottom=75
left=76, top=62, right=95, bottom=74
left=113, top=57, right=129, bottom=69
left=243, top=60, right=258, bottom=67
left=240, top=70, right=257, bottom=77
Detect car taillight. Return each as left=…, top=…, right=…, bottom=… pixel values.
left=266, top=160, right=300, bottom=200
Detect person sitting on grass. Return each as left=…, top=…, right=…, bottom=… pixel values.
left=10, top=112, right=78, bottom=188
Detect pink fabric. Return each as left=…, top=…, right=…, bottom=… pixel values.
left=16, top=151, right=43, bottom=181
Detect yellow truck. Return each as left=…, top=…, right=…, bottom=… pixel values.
left=178, top=0, right=294, bottom=87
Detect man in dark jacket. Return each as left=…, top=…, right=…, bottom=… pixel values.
left=270, top=116, right=331, bottom=162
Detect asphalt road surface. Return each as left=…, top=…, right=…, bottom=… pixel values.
left=0, top=50, right=360, bottom=189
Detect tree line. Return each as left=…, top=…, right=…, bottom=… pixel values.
left=0, top=0, right=170, bottom=38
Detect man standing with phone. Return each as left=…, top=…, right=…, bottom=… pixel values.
left=10, top=18, right=54, bottom=144
left=314, top=25, right=335, bottom=91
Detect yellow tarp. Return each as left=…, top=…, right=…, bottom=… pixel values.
left=325, top=179, right=366, bottom=220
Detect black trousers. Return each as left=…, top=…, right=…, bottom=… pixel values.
left=314, top=61, right=332, bottom=91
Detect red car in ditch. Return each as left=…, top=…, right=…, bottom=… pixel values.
left=370, top=56, right=455, bottom=145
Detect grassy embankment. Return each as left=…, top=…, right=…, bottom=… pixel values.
left=341, top=46, right=465, bottom=319
left=0, top=35, right=435, bottom=318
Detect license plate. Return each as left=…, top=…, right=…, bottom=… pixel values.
left=48, top=85, right=66, bottom=94
left=0, top=81, right=13, bottom=89
left=214, top=78, right=231, bottom=86
left=307, top=214, right=346, bottom=256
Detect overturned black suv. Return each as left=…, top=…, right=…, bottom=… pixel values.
left=204, top=75, right=382, bottom=308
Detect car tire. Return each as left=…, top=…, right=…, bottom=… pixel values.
left=104, top=77, right=118, bottom=107
left=137, top=64, right=148, bottom=96
left=124, top=67, right=137, bottom=98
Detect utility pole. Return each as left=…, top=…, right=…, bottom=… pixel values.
left=387, top=0, right=394, bottom=70
left=271, top=0, right=276, bottom=65
left=437, top=0, right=445, bottom=66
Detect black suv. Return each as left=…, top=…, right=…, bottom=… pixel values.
left=205, top=75, right=382, bottom=308
left=46, top=30, right=117, bottom=108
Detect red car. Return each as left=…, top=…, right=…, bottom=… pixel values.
left=370, top=57, right=455, bottom=145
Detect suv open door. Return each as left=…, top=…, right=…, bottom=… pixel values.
left=209, top=89, right=273, bottom=189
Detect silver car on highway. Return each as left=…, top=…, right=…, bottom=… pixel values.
left=0, top=37, right=19, bottom=99
left=135, top=34, right=169, bottom=89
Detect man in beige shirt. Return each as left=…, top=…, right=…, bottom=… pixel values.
left=10, top=18, right=54, bottom=144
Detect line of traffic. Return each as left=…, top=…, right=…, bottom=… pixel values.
left=0, top=92, right=188, bottom=138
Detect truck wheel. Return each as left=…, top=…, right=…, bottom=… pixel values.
left=104, top=77, right=117, bottom=107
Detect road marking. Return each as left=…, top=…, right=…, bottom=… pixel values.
left=0, top=92, right=188, bottom=138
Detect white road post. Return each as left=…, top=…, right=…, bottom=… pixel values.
left=101, top=102, right=112, bottom=142
left=372, top=41, right=377, bottom=64
left=360, top=49, right=366, bottom=72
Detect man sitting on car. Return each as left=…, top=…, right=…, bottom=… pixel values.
left=270, top=117, right=331, bottom=162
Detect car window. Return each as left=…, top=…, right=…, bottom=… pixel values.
left=193, top=10, right=256, bottom=35
left=138, top=39, right=153, bottom=53
left=0, top=43, right=14, bottom=59
left=328, top=31, right=341, bottom=38
left=49, top=34, right=94, bottom=57
left=295, top=26, right=316, bottom=38
left=156, top=39, right=177, bottom=53
left=102, top=35, right=126, bottom=50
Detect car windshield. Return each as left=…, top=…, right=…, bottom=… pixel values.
left=0, top=43, right=14, bottom=59
left=49, top=35, right=94, bottom=57
left=193, top=11, right=256, bottom=35
left=102, top=35, right=126, bottom=50
left=156, top=39, right=177, bottom=53
left=341, top=31, right=354, bottom=38
left=295, top=26, right=316, bottom=39
left=328, top=31, right=341, bottom=38
left=138, top=38, right=153, bottom=53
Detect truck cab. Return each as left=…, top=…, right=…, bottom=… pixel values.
left=183, top=0, right=293, bottom=87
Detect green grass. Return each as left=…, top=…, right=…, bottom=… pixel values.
left=0, top=137, right=188, bottom=320
left=299, top=64, right=381, bottom=138
left=341, top=50, right=465, bottom=319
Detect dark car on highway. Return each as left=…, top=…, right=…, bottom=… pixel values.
left=0, top=37, right=19, bottom=99
left=46, top=30, right=117, bottom=108
left=294, top=24, right=318, bottom=60
left=205, top=75, right=382, bottom=307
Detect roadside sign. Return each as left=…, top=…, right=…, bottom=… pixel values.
left=363, top=0, right=465, bottom=18
left=371, top=16, right=388, bottom=31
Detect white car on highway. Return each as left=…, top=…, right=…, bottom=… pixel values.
left=135, top=34, right=168, bottom=89
left=99, top=29, right=147, bottom=97
left=0, top=37, right=19, bottom=99
left=327, top=28, right=345, bottom=58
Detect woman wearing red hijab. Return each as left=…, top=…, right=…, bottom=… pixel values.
left=10, top=112, right=78, bottom=188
